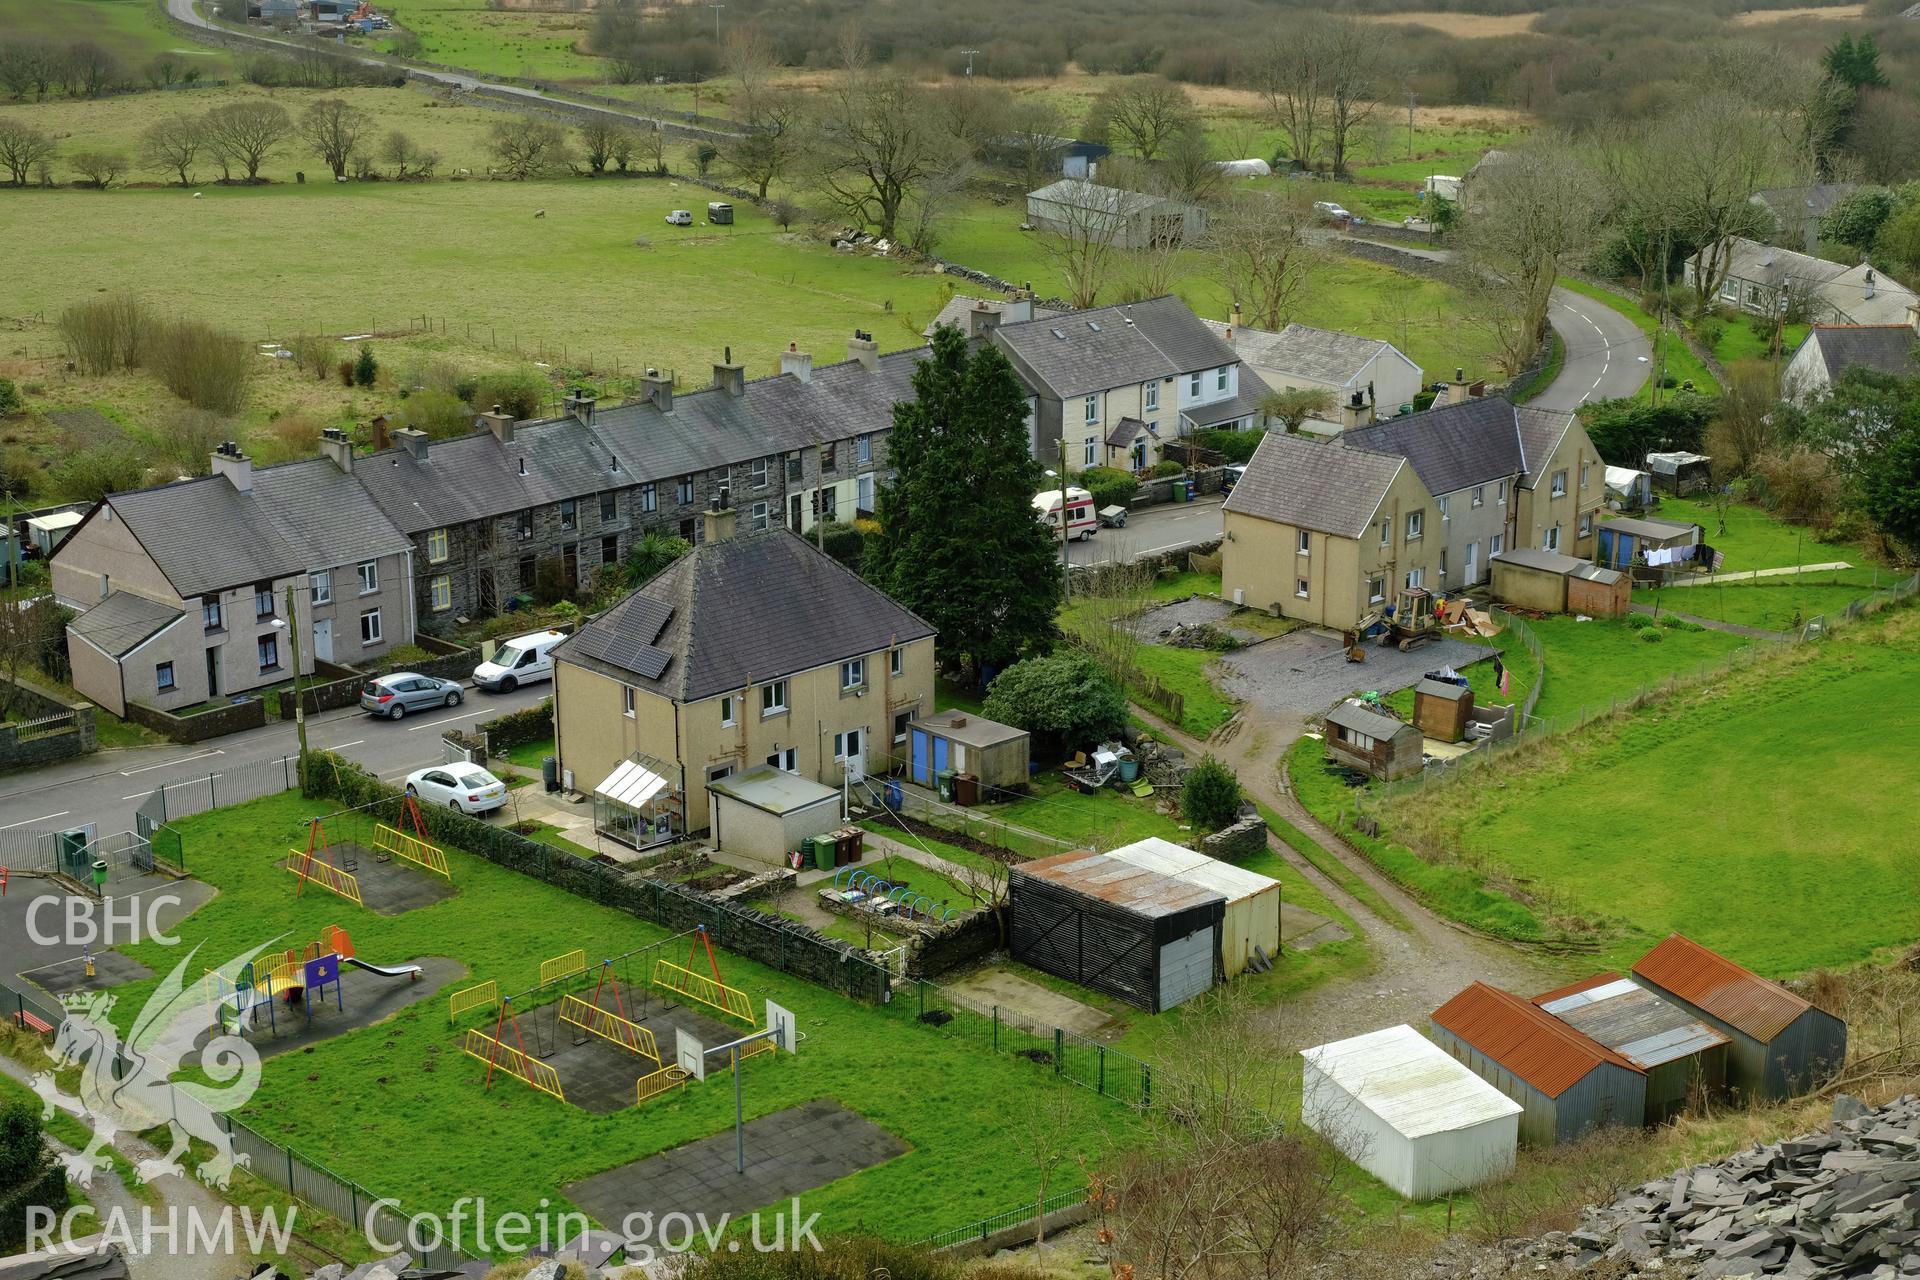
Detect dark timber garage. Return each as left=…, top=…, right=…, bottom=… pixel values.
left=1009, top=849, right=1225, bottom=1013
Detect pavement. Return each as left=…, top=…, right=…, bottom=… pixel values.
left=1066, top=496, right=1224, bottom=567
left=0, top=679, right=551, bottom=839
left=1663, top=561, right=1851, bottom=586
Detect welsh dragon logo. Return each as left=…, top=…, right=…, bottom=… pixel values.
left=32, top=944, right=270, bottom=1189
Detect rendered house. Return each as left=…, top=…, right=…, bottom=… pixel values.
left=550, top=505, right=935, bottom=845
left=992, top=295, right=1269, bottom=470
left=1686, top=236, right=1920, bottom=327
left=1783, top=318, right=1920, bottom=405
left=1025, top=180, right=1207, bottom=250
left=1204, top=317, right=1423, bottom=434
left=52, top=438, right=414, bottom=716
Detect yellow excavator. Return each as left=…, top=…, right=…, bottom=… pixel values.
left=1346, top=587, right=1440, bottom=659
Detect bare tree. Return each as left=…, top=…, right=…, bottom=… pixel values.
left=1002, top=95, right=1071, bottom=190
left=1314, top=16, right=1385, bottom=177
left=141, top=114, right=204, bottom=186
left=813, top=71, right=961, bottom=240
left=1156, top=123, right=1223, bottom=205
left=1035, top=181, right=1126, bottom=309
left=899, top=161, right=971, bottom=256
left=1454, top=141, right=1604, bottom=374
left=202, top=99, right=291, bottom=182
left=0, top=41, right=62, bottom=100
left=487, top=117, right=569, bottom=179
left=1253, top=28, right=1324, bottom=169
left=1699, top=40, right=1847, bottom=185
left=0, top=597, right=67, bottom=718
left=1207, top=189, right=1325, bottom=331
left=1657, top=97, right=1780, bottom=316
left=62, top=41, right=119, bottom=98
left=144, top=51, right=184, bottom=88
left=68, top=148, right=126, bottom=189
left=379, top=129, right=438, bottom=180
left=1262, top=386, right=1337, bottom=433
left=297, top=97, right=370, bottom=180
left=1845, top=88, right=1920, bottom=185
left=722, top=88, right=802, bottom=197
left=930, top=80, right=1012, bottom=161
left=1707, top=360, right=1782, bottom=474
left=576, top=117, right=632, bottom=174
left=1014, top=1087, right=1082, bottom=1245
left=1086, top=76, right=1197, bottom=162
left=0, top=117, right=56, bottom=186
left=721, top=23, right=777, bottom=115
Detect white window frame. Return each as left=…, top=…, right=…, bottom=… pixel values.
left=1144, top=382, right=1159, bottom=412
left=1545, top=525, right=1561, bottom=552
left=892, top=708, right=911, bottom=744
left=1490, top=533, right=1504, bottom=557
left=1378, top=520, right=1389, bottom=548
left=833, top=727, right=863, bottom=762
left=760, top=680, right=788, bottom=717
left=1471, top=485, right=1485, bottom=508
left=1295, top=578, right=1310, bottom=599
left=1406, top=510, right=1423, bottom=540
left=750, top=501, right=769, bottom=533
left=310, top=570, right=332, bottom=605
left=1551, top=470, right=1568, bottom=498
left=1406, top=567, right=1425, bottom=589
left=857, top=434, right=872, bottom=464
left=1579, top=463, right=1591, bottom=490
left=1368, top=577, right=1385, bottom=604
left=889, top=647, right=904, bottom=677
left=1084, top=438, right=1096, bottom=467
left=1188, top=372, right=1201, bottom=398
left=1497, top=479, right=1508, bottom=506
left=751, top=456, right=769, bottom=489
left=1579, top=512, right=1594, bottom=537
left=766, top=747, right=796, bottom=772
left=360, top=608, right=382, bottom=646
left=1437, top=495, right=1450, bottom=522
left=622, top=685, right=636, bottom=718
left=1215, top=366, right=1228, bottom=392
left=1296, top=530, right=1310, bottom=555
left=1084, top=394, right=1099, bottom=424
left=721, top=695, right=736, bottom=727
left=841, top=657, right=865, bottom=690
left=356, top=560, right=378, bottom=594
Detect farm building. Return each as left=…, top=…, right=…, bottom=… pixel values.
left=906, top=709, right=1031, bottom=794
left=1303, top=1025, right=1521, bottom=1200
left=1102, top=837, right=1281, bottom=978
left=1645, top=451, right=1713, bottom=496
left=1490, top=548, right=1629, bottom=617
left=1604, top=466, right=1655, bottom=511
left=1534, top=975, right=1729, bottom=1124
left=705, top=765, right=843, bottom=868
left=1009, top=849, right=1224, bottom=1013
left=1632, top=934, right=1848, bottom=1102
left=1323, top=701, right=1423, bottom=781
left=1026, top=180, right=1208, bottom=249
left=1431, top=982, right=1648, bottom=1147
left=1595, top=516, right=1700, bottom=571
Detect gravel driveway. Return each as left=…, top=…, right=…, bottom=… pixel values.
left=1216, top=628, right=1494, bottom=717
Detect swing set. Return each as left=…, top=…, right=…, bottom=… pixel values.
left=371, top=794, right=450, bottom=881
left=285, top=817, right=363, bottom=906
left=651, top=926, right=754, bottom=1025
left=462, top=995, right=567, bottom=1102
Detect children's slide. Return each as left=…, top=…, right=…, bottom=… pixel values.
left=344, top=956, right=424, bottom=982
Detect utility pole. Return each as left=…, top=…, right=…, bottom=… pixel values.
left=1, top=489, right=13, bottom=591
left=1405, top=90, right=1416, bottom=159
left=1058, top=436, right=1071, bottom=602
left=708, top=2, right=723, bottom=42
left=962, top=48, right=979, bottom=78
left=284, top=582, right=309, bottom=794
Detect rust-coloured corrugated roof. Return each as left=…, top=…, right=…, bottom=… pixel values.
left=1015, top=849, right=1226, bottom=918
left=1431, top=982, right=1641, bottom=1099
left=1632, top=934, right=1811, bottom=1042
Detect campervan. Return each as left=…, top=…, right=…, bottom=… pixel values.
left=1032, top=486, right=1097, bottom=542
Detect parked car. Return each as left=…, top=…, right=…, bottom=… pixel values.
left=404, top=764, right=508, bottom=815
left=473, top=629, right=567, bottom=693
left=1221, top=464, right=1247, bottom=493
left=665, top=209, right=693, bottom=225
left=360, top=672, right=464, bottom=719
left=1314, top=200, right=1354, bottom=222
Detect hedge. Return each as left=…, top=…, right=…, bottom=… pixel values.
left=479, top=698, right=554, bottom=753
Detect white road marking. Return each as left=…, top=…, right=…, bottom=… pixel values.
left=329, top=739, right=365, bottom=751
left=120, top=749, right=222, bottom=776
left=406, top=710, right=475, bottom=732
left=0, top=811, right=69, bottom=830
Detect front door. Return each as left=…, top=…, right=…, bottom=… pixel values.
left=910, top=728, right=930, bottom=786
left=1464, top=541, right=1478, bottom=585
left=312, top=618, right=333, bottom=664
left=932, top=735, right=949, bottom=782
left=204, top=647, right=220, bottom=696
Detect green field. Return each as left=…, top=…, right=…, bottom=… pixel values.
left=113, top=790, right=1123, bottom=1242
left=0, top=0, right=231, bottom=76
left=1438, top=607, right=1920, bottom=974
left=379, top=0, right=599, bottom=81
left=1631, top=496, right=1874, bottom=573
left=1637, top=571, right=1895, bottom=634
left=1521, top=614, right=1753, bottom=723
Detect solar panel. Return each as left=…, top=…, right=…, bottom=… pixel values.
left=628, top=646, right=671, bottom=680
left=622, top=596, right=674, bottom=643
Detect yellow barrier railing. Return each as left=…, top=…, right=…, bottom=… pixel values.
left=635, top=1065, right=690, bottom=1106
left=448, top=980, right=499, bottom=1025
left=374, top=824, right=451, bottom=881
left=461, top=1028, right=565, bottom=1102
left=739, top=1035, right=776, bottom=1060
left=286, top=853, right=362, bottom=906
left=652, top=959, right=753, bottom=1024
left=540, top=949, right=587, bottom=987
left=559, top=995, right=660, bottom=1062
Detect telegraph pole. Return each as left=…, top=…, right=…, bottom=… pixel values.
left=708, top=2, right=723, bottom=41
left=284, top=582, right=309, bottom=794
left=962, top=48, right=980, bottom=78
left=1405, top=90, right=1416, bottom=159
left=1058, top=436, right=1071, bottom=602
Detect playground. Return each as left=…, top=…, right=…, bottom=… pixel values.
left=279, top=797, right=459, bottom=917
left=3, top=856, right=215, bottom=999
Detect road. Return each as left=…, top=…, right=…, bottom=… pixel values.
left=0, top=679, right=549, bottom=840
left=1066, top=496, right=1224, bottom=566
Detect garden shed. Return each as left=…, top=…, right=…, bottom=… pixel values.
left=1595, top=516, right=1700, bottom=571
left=1646, top=451, right=1713, bottom=496
left=1568, top=564, right=1629, bottom=617
left=907, top=709, right=1031, bottom=793
left=1431, top=982, right=1648, bottom=1147
left=1632, top=934, right=1848, bottom=1102
left=1534, top=974, right=1729, bottom=1124
left=1323, top=701, right=1423, bottom=781
left=1009, top=849, right=1224, bottom=1013
left=1102, top=837, right=1281, bottom=978
left=1604, top=466, right=1655, bottom=511
left=706, top=765, right=843, bottom=867
left=1414, top=679, right=1472, bottom=743
left=1302, top=1024, right=1522, bottom=1200
left=1491, top=548, right=1629, bottom=617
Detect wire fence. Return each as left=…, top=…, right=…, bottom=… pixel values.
left=921, top=1185, right=1089, bottom=1250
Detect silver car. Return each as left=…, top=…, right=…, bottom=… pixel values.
left=360, top=672, right=464, bottom=720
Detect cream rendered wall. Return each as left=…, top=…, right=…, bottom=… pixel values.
left=50, top=506, right=177, bottom=610
left=1518, top=424, right=1604, bottom=561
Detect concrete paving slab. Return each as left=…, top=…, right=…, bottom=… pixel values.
left=1280, top=903, right=1350, bottom=951
left=945, top=968, right=1119, bottom=1040
left=565, top=1100, right=907, bottom=1226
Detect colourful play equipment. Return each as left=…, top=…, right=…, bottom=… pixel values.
left=208, top=923, right=419, bottom=1037
left=651, top=926, right=753, bottom=1025
left=373, top=795, right=451, bottom=882
left=463, top=996, right=566, bottom=1102
left=448, top=979, right=499, bottom=1026
left=286, top=817, right=363, bottom=906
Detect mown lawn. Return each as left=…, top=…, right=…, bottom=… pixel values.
left=1637, top=571, right=1890, bottom=634
left=0, top=0, right=231, bottom=73
left=982, top=775, right=1191, bottom=850
left=111, top=792, right=1126, bottom=1245
left=1132, top=644, right=1237, bottom=737
left=1636, top=497, right=1874, bottom=573
left=1444, top=609, right=1920, bottom=974
left=1521, top=615, right=1753, bottom=724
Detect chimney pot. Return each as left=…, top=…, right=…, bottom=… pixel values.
left=1455, top=367, right=1465, bottom=383
left=848, top=330, right=879, bottom=372
left=641, top=369, right=675, bottom=413
left=211, top=442, right=254, bottom=492
left=318, top=427, right=354, bottom=474
left=394, top=427, right=430, bottom=461
left=480, top=405, right=516, bottom=444
left=712, top=353, right=746, bottom=397
left=702, top=497, right=738, bottom=544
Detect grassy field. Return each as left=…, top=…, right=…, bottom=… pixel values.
left=1522, top=614, right=1753, bottom=723
left=1425, top=605, right=1920, bottom=974
left=1639, top=570, right=1897, bottom=633
left=0, top=0, right=231, bottom=76
left=104, top=790, right=1134, bottom=1243
left=379, top=0, right=599, bottom=81
left=1557, top=278, right=1720, bottom=398
left=1632, top=496, right=1874, bottom=573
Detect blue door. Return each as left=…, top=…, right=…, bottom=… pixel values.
left=910, top=729, right=930, bottom=785
left=932, top=736, right=949, bottom=782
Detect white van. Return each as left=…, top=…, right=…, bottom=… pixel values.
left=474, top=629, right=568, bottom=693
left=1032, top=485, right=1097, bottom=542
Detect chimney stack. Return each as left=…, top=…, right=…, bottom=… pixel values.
left=395, top=427, right=430, bottom=461
left=965, top=302, right=1002, bottom=340
left=780, top=344, right=813, bottom=384
left=703, top=488, right=738, bottom=543
left=479, top=403, right=515, bottom=444
left=712, top=345, right=746, bottom=396
left=1339, top=391, right=1370, bottom=431
left=848, top=329, right=879, bottom=372
left=1229, top=303, right=1244, bottom=329
left=210, top=440, right=253, bottom=493
left=318, top=427, right=354, bottom=473
left=370, top=414, right=392, bottom=451
left=640, top=367, right=674, bottom=413
left=562, top=387, right=596, bottom=426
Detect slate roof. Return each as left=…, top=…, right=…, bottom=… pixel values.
left=1106, top=415, right=1150, bottom=447
left=1707, top=237, right=1847, bottom=293
left=1343, top=395, right=1532, bottom=497
left=1801, top=325, right=1918, bottom=379
left=993, top=295, right=1239, bottom=398
left=1223, top=431, right=1404, bottom=538
left=1204, top=320, right=1418, bottom=386
left=1633, top=934, right=1815, bottom=1043
left=1432, top=981, right=1639, bottom=1099
left=1820, top=264, right=1920, bottom=326
left=1186, top=378, right=1272, bottom=428
left=554, top=527, right=934, bottom=702
left=922, top=295, right=1064, bottom=338
left=69, top=591, right=183, bottom=658
left=1027, top=179, right=1185, bottom=217
left=251, top=458, right=412, bottom=569
left=1752, top=184, right=1856, bottom=230
left=104, top=475, right=304, bottom=598
left=1515, top=405, right=1575, bottom=488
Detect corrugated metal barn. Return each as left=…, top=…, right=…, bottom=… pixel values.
left=1009, top=850, right=1225, bottom=1013
left=1102, top=837, right=1281, bottom=978
left=1633, top=934, right=1848, bottom=1101
left=1302, top=1024, right=1522, bottom=1200
left=1431, top=982, right=1648, bottom=1146
left=1534, top=975, right=1729, bottom=1124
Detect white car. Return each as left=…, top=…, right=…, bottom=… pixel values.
left=1314, top=200, right=1354, bottom=221
left=405, top=764, right=509, bottom=815
left=665, top=209, right=693, bottom=226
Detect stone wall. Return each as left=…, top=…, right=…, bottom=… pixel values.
left=905, top=907, right=1003, bottom=979
left=0, top=676, right=95, bottom=770
left=1201, top=814, right=1266, bottom=862
left=1335, top=238, right=1448, bottom=279
left=281, top=661, right=368, bottom=718
left=126, top=695, right=266, bottom=744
